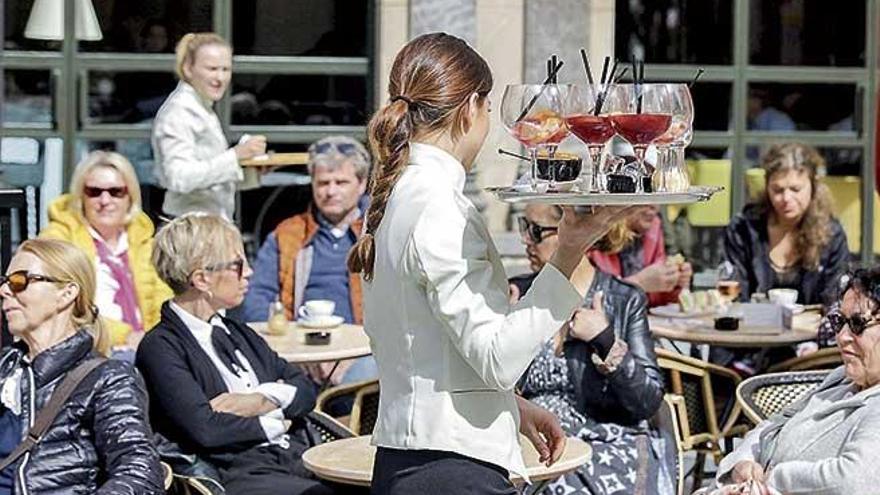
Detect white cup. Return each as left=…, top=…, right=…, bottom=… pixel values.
left=768, top=288, right=798, bottom=307
left=298, top=300, right=336, bottom=321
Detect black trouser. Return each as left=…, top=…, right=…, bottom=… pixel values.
left=371, top=447, right=517, bottom=495
left=220, top=443, right=351, bottom=495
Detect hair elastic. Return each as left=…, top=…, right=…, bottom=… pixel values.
left=390, top=95, right=414, bottom=106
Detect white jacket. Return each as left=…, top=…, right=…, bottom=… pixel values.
left=364, top=143, right=583, bottom=479
left=151, top=81, right=257, bottom=219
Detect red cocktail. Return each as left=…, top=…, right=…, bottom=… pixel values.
left=610, top=113, right=672, bottom=146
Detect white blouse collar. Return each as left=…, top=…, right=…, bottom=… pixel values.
left=409, top=142, right=467, bottom=193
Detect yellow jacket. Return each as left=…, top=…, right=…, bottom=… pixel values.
left=41, top=194, right=173, bottom=346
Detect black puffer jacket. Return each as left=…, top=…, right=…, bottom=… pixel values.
left=0, top=330, right=163, bottom=495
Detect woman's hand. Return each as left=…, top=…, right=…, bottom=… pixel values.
left=234, top=135, right=267, bottom=160
left=628, top=262, right=680, bottom=293
left=731, top=460, right=767, bottom=485
left=567, top=292, right=609, bottom=342
left=515, top=396, right=566, bottom=467
left=676, top=261, right=693, bottom=290
left=210, top=392, right=276, bottom=417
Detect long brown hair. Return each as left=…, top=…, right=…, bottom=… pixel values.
left=347, top=32, right=493, bottom=281
left=758, top=142, right=834, bottom=270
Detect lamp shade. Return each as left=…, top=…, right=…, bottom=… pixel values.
left=24, top=0, right=103, bottom=41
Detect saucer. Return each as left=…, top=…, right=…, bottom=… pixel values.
left=297, top=315, right=344, bottom=329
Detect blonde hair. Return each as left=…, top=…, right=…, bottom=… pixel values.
left=18, top=239, right=107, bottom=355
left=174, top=32, right=230, bottom=81
left=758, top=142, right=834, bottom=270
left=152, top=213, right=242, bottom=295
left=69, top=150, right=142, bottom=225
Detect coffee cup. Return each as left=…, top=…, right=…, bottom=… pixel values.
left=298, top=300, right=335, bottom=322
left=768, top=288, right=798, bottom=307
left=535, top=152, right=582, bottom=183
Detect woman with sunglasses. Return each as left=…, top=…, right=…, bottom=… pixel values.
left=136, top=213, right=341, bottom=495
left=509, top=204, right=674, bottom=495
left=347, top=33, right=632, bottom=494
left=41, top=150, right=172, bottom=359
left=0, top=238, right=163, bottom=494
left=709, top=267, right=880, bottom=495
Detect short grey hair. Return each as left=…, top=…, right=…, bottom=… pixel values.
left=152, top=213, right=242, bottom=295
left=306, top=136, right=370, bottom=181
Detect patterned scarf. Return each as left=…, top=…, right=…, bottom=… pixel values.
left=93, top=238, right=143, bottom=333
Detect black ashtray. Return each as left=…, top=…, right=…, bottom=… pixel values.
left=305, top=331, right=331, bottom=345
left=607, top=174, right=636, bottom=193
left=536, top=153, right=582, bottom=182
left=714, top=316, right=740, bottom=331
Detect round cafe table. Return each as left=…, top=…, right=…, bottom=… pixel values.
left=249, top=322, right=372, bottom=364
left=649, top=311, right=821, bottom=348
left=302, top=435, right=592, bottom=489
left=240, top=152, right=309, bottom=167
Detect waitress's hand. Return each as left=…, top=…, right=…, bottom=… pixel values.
left=515, top=395, right=566, bottom=467
left=234, top=135, right=267, bottom=160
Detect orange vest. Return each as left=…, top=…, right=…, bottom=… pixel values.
left=275, top=210, right=364, bottom=323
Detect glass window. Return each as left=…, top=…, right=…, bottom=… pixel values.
left=232, top=0, right=368, bottom=56
left=86, top=71, right=177, bottom=124
left=746, top=83, right=857, bottom=132
left=3, top=70, right=52, bottom=125
left=615, top=0, right=733, bottom=65
left=230, top=74, right=367, bottom=126
left=4, top=0, right=60, bottom=50
left=81, top=0, right=212, bottom=52
left=692, top=82, right=732, bottom=131
left=749, top=0, right=865, bottom=66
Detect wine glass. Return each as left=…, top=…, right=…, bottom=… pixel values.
left=606, top=84, right=674, bottom=193
left=501, top=84, right=570, bottom=190
left=564, top=84, right=616, bottom=192
left=716, top=261, right=741, bottom=305
left=652, top=84, right=694, bottom=192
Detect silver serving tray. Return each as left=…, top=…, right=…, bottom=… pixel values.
left=485, top=185, right=723, bottom=206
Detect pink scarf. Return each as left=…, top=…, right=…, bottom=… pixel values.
left=93, top=238, right=143, bottom=333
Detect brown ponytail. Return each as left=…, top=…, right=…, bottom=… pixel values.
left=348, top=32, right=493, bottom=281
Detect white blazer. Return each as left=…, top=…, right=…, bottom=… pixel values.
left=364, top=142, right=583, bottom=479
left=152, top=81, right=257, bottom=219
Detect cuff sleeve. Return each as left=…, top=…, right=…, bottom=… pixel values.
left=587, top=325, right=616, bottom=359
left=256, top=383, right=297, bottom=409
left=258, top=414, right=287, bottom=442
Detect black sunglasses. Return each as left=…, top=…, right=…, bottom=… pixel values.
left=0, top=270, right=67, bottom=294
left=517, top=217, right=558, bottom=245
left=83, top=185, right=128, bottom=199
left=826, top=309, right=880, bottom=337
left=204, top=258, right=245, bottom=279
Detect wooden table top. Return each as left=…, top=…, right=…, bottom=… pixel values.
left=240, top=152, right=309, bottom=167
left=649, top=311, right=822, bottom=347
left=301, top=435, right=592, bottom=487
left=249, top=322, right=372, bottom=363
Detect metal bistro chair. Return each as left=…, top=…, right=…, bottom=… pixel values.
left=653, top=394, right=687, bottom=495
left=655, top=348, right=749, bottom=493
left=316, top=379, right=380, bottom=436
left=736, top=370, right=830, bottom=425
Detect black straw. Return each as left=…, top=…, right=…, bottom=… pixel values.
left=599, top=56, right=610, bottom=85
left=579, top=48, right=594, bottom=85
left=497, top=148, right=531, bottom=161
left=688, top=67, right=705, bottom=88
left=515, top=60, right=564, bottom=122
left=551, top=54, right=558, bottom=83
left=635, top=59, right=645, bottom=114
left=613, top=66, right=629, bottom=84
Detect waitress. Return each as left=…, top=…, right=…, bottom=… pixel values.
left=348, top=32, right=631, bottom=494
left=152, top=32, right=265, bottom=219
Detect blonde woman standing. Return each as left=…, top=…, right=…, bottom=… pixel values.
left=41, top=150, right=172, bottom=354
left=152, top=32, right=265, bottom=219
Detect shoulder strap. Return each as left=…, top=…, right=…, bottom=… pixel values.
left=0, top=357, right=106, bottom=471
